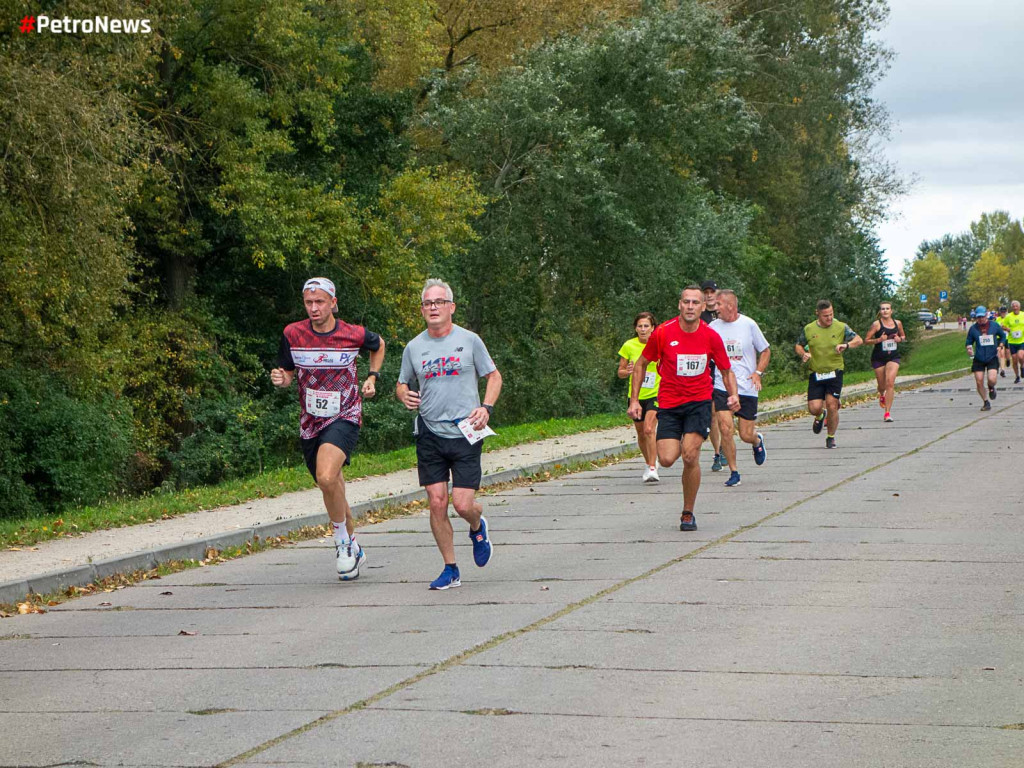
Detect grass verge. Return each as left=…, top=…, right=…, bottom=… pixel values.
left=1, top=331, right=966, bottom=550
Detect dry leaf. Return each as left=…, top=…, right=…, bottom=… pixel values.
left=98, top=602, right=112, bottom=607
left=540, top=586, right=550, bottom=591
left=160, top=591, right=174, bottom=596
left=178, top=630, right=198, bottom=636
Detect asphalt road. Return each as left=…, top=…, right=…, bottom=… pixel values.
left=1, top=374, right=1021, bottom=767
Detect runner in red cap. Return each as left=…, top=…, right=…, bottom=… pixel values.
left=629, top=285, right=740, bottom=531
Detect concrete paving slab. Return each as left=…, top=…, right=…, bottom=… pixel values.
left=471, top=603, right=1022, bottom=678
left=0, top=666, right=423, bottom=713
left=240, top=709, right=1023, bottom=768
left=378, top=665, right=1023, bottom=727
left=0, top=710, right=326, bottom=767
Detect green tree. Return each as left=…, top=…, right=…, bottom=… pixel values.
left=967, top=249, right=1010, bottom=308
left=901, top=252, right=949, bottom=312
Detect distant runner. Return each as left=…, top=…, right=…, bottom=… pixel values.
left=629, top=285, right=739, bottom=532
left=700, top=280, right=725, bottom=473
left=271, top=278, right=385, bottom=581
left=618, top=312, right=661, bottom=482
left=996, top=306, right=1010, bottom=377
left=1000, top=300, right=1024, bottom=383
left=795, top=300, right=863, bottom=448
left=966, top=305, right=1006, bottom=411
left=864, top=301, right=906, bottom=422
left=709, top=290, right=770, bottom=487
left=397, top=279, right=502, bottom=590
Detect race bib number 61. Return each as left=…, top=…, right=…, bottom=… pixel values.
left=677, top=354, right=707, bottom=377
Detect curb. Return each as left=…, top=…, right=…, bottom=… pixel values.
left=0, top=367, right=970, bottom=606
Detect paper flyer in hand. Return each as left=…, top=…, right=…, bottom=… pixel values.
left=457, top=418, right=497, bottom=445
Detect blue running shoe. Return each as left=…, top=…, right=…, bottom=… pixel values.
left=724, top=471, right=741, bottom=487
left=711, top=453, right=724, bottom=472
left=429, top=564, right=461, bottom=590
left=470, top=516, right=492, bottom=567
left=753, top=432, right=766, bottom=466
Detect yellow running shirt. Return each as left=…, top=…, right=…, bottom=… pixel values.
left=618, top=337, right=660, bottom=400
left=1000, top=312, right=1024, bottom=344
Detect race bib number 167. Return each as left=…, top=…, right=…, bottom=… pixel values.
left=677, top=354, right=707, bottom=377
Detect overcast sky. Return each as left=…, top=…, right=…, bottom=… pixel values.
left=872, top=0, right=1024, bottom=276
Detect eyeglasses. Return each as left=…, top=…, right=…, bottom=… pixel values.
left=421, top=299, right=452, bottom=309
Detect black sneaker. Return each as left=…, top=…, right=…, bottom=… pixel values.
left=1015, top=377, right=1021, bottom=384
left=1000, top=369, right=1006, bottom=378
left=679, top=512, right=697, bottom=531
left=812, top=413, right=825, bottom=434
left=825, top=437, right=837, bottom=449
left=989, top=386, right=997, bottom=400
left=981, top=401, right=992, bottom=411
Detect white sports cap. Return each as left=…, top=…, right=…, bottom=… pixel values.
left=302, top=277, right=336, bottom=298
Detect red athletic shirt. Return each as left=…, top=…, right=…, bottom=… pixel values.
left=641, top=318, right=731, bottom=408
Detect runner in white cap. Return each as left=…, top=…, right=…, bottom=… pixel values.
left=270, top=277, right=385, bottom=581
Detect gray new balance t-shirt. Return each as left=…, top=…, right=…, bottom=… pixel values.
left=398, top=324, right=497, bottom=438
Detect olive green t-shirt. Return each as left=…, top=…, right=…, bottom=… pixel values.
left=798, top=320, right=857, bottom=373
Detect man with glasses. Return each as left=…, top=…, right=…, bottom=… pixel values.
left=271, top=277, right=385, bottom=581
left=397, top=279, right=503, bottom=590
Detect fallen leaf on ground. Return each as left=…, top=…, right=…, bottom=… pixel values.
left=98, top=602, right=112, bottom=607
left=178, top=630, right=198, bottom=636
left=160, top=591, right=173, bottom=596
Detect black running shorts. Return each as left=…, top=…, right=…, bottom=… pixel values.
left=656, top=400, right=712, bottom=442
left=416, top=419, right=484, bottom=490
left=301, top=419, right=359, bottom=480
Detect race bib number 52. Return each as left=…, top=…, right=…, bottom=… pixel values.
left=305, top=389, right=341, bottom=418
left=677, top=354, right=707, bottom=377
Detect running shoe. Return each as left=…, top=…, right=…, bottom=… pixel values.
left=724, top=471, right=741, bottom=487
left=883, top=412, right=893, bottom=422
left=989, top=386, right=997, bottom=400
left=711, top=453, right=724, bottom=472
left=1000, top=368, right=1006, bottom=378
left=753, top=433, right=766, bottom=466
left=647, top=466, right=660, bottom=483
left=339, top=542, right=366, bottom=582
left=642, top=466, right=652, bottom=483
left=470, top=517, right=492, bottom=567
left=429, top=564, right=461, bottom=590
left=879, top=393, right=886, bottom=408
left=335, top=540, right=358, bottom=578
left=981, top=401, right=992, bottom=411
left=825, top=436, right=837, bottom=449
left=812, top=413, right=825, bottom=434
left=1015, top=377, right=1021, bottom=384
left=679, top=512, right=697, bottom=531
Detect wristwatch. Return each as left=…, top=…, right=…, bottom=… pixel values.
left=482, top=404, right=494, bottom=415
left=367, top=371, right=381, bottom=381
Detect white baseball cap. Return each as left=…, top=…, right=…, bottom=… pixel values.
left=302, top=277, right=336, bottom=298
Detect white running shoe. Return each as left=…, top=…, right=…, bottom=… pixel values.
left=647, top=466, right=660, bottom=483
left=335, top=540, right=358, bottom=578
left=340, top=543, right=366, bottom=581
left=642, top=466, right=652, bottom=483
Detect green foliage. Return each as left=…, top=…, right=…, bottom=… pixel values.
left=0, top=0, right=903, bottom=515
left=0, top=370, right=134, bottom=519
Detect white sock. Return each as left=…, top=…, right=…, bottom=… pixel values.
left=331, top=521, right=351, bottom=546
